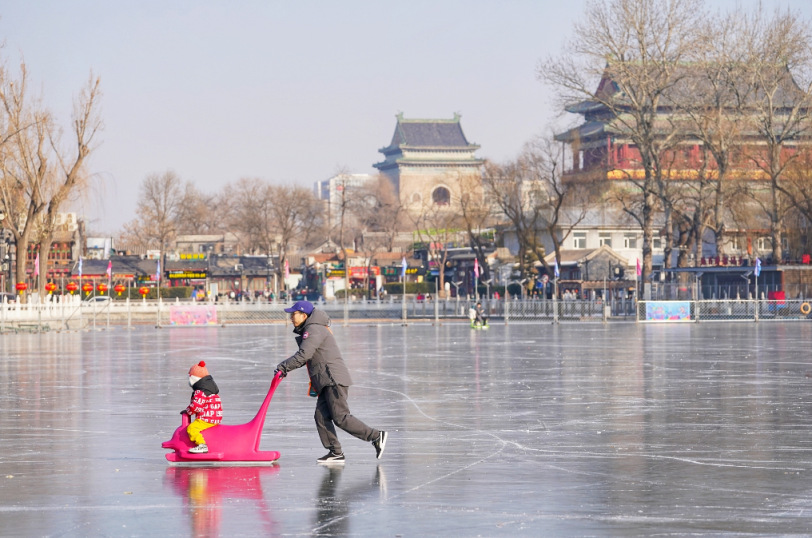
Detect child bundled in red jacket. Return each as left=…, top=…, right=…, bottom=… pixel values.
left=182, top=361, right=223, bottom=454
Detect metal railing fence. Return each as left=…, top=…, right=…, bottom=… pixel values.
left=0, top=296, right=642, bottom=331
left=637, top=299, right=812, bottom=322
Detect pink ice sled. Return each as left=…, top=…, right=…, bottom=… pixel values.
left=162, top=372, right=284, bottom=465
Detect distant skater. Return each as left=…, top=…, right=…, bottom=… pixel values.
left=275, top=300, right=387, bottom=464
left=475, top=302, right=489, bottom=328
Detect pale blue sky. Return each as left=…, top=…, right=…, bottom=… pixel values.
left=2, top=1, right=810, bottom=232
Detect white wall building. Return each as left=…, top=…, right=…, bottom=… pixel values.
left=314, top=173, right=376, bottom=228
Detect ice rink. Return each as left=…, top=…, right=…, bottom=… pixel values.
left=2, top=321, right=812, bottom=536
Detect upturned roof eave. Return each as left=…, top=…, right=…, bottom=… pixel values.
left=374, top=158, right=485, bottom=170
left=378, top=143, right=481, bottom=154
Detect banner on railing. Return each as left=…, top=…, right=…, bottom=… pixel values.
left=645, top=301, right=691, bottom=322
left=169, top=305, right=218, bottom=326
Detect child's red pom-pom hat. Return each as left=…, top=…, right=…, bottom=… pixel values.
left=189, top=361, right=209, bottom=377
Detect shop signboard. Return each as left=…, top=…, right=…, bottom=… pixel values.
left=179, top=253, right=207, bottom=260
left=382, top=266, right=425, bottom=276
left=168, top=270, right=208, bottom=279
left=349, top=266, right=380, bottom=278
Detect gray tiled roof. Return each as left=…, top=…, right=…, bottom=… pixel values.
left=388, top=114, right=473, bottom=148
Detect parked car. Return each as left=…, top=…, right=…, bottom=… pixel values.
left=83, top=296, right=111, bottom=303
left=0, top=292, right=17, bottom=304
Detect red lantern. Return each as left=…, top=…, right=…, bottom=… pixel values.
left=82, top=283, right=93, bottom=296
left=114, top=284, right=126, bottom=296
left=45, top=282, right=57, bottom=295
left=15, top=282, right=27, bottom=293
left=97, top=283, right=108, bottom=295
left=138, top=286, right=150, bottom=297
left=66, top=282, right=78, bottom=294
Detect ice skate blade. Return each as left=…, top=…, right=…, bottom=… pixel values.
left=317, top=460, right=346, bottom=465
left=168, top=460, right=279, bottom=467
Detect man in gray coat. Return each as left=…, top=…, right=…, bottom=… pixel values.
left=275, top=300, right=387, bottom=464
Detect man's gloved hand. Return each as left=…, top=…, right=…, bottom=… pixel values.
left=274, top=368, right=286, bottom=378
left=180, top=410, right=188, bottom=415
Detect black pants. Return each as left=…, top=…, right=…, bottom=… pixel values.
left=315, top=385, right=378, bottom=454
left=475, top=312, right=488, bottom=325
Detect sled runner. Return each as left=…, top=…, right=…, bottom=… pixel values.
left=162, top=372, right=284, bottom=466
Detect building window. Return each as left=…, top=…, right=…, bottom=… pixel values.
left=624, top=234, right=638, bottom=249
left=653, top=237, right=662, bottom=250
left=730, top=236, right=740, bottom=251
left=782, top=237, right=789, bottom=251
left=573, top=232, right=586, bottom=249
left=757, top=237, right=770, bottom=251
left=411, top=192, right=422, bottom=205
left=599, top=233, right=612, bottom=248
left=432, top=187, right=450, bottom=206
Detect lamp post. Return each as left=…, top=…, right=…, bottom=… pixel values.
left=207, top=245, right=213, bottom=302
left=0, top=208, right=7, bottom=293
left=451, top=280, right=463, bottom=314
left=482, top=278, right=493, bottom=301
left=267, top=253, right=273, bottom=301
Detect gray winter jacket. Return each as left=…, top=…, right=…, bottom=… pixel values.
left=276, top=309, right=353, bottom=393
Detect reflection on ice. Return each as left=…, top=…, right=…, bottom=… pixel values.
left=165, top=466, right=280, bottom=537
left=312, top=465, right=387, bottom=534
left=2, top=323, right=812, bottom=535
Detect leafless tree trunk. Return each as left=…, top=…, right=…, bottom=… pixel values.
left=539, top=0, right=703, bottom=283
left=452, top=170, right=493, bottom=281
left=0, top=64, right=54, bottom=300
left=741, top=6, right=812, bottom=262
left=122, top=171, right=185, bottom=285
left=409, top=196, right=461, bottom=297
left=38, top=74, right=103, bottom=300
left=224, top=178, right=324, bottom=291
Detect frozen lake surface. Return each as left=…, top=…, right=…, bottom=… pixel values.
left=2, top=321, right=812, bottom=536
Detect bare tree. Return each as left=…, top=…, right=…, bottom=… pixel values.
left=780, top=148, right=812, bottom=255
left=331, top=170, right=358, bottom=300
left=483, top=137, right=594, bottom=282
left=740, top=6, right=812, bottom=262
left=122, top=171, right=185, bottom=270
left=452, top=170, right=494, bottom=281
left=224, top=178, right=324, bottom=289
left=37, top=74, right=103, bottom=299
left=524, top=137, right=595, bottom=269
left=352, top=174, right=407, bottom=253
left=350, top=174, right=408, bottom=298
left=0, top=63, right=54, bottom=295
left=678, top=9, right=753, bottom=257
left=539, top=0, right=703, bottom=283
left=409, top=194, right=462, bottom=297
left=175, top=183, right=225, bottom=236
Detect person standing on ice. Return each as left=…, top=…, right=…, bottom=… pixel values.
left=274, top=300, right=387, bottom=464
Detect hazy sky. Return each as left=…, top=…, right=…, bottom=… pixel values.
left=2, top=1, right=811, bottom=233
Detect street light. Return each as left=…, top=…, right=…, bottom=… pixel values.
left=451, top=280, right=463, bottom=312
left=266, top=250, right=273, bottom=299
left=482, top=278, right=493, bottom=300
left=739, top=270, right=752, bottom=300
left=0, top=209, right=8, bottom=294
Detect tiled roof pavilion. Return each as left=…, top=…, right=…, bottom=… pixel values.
left=374, top=113, right=483, bottom=173
left=387, top=113, right=474, bottom=148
